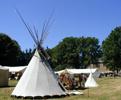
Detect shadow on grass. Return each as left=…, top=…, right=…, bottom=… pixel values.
left=11, top=94, right=68, bottom=100
left=0, top=85, right=15, bottom=88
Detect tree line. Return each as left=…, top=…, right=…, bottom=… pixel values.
left=47, top=37, right=102, bottom=70
left=0, top=26, right=121, bottom=72
left=0, top=33, right=33, bottom=66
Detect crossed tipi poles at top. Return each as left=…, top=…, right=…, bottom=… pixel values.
left=15, top=9, right=54, bottom=60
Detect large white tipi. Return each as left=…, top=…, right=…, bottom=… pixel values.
left=11, top=49, right=66, bottom=98
left=11, top=10, right=66, bottom=98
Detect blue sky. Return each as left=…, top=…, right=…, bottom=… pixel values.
left=0, top=0, right=121, bottom=50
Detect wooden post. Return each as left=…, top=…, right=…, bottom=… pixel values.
left=88, top=88, right=89, bottom=97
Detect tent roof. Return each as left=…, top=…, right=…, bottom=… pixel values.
left=0, top=66, right=9, bottom=71
left=56, top=68, right=97, bottom=75
left=11, top=49, right=66, bottom=97
left=3, top=66, right=27, bottom=73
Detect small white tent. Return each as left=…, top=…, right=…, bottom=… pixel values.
left=0, top=66, right=9, bottom=87
left=11, top=50, right=66, bottom=98
left=85, top=73, right=98, bottom=97
left=85, top=73, right=98, bottom=88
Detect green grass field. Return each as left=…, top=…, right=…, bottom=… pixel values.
left=0, top=77, right=121, bottom=100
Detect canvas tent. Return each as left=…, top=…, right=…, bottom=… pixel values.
left=55, top=68, right=100, bottom=89
left=11, top=50, right=66, bottom=98
left=0, top=66, right=9, bottom=87
left=4, top=66, right=27, bottom=73
left=3, top=66, right=27, bottom=80
left=11, top=10, right=67, bottom=98
left=56, top=68, right=100, bottom=78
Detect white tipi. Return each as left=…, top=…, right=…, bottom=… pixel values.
left=85, top=73, right=98, bottom=88
left=11, top=49, right=66, bottom=98
left=85, top=73, right=98, bottom=97
left=12, top=10, right=66, bottom=98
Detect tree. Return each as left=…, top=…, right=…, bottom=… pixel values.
left=18, top=48, right=34, bottom=66
left=49, top=37, right=101, bottom=70
left=102, top=26, right=121, bottom=72
left=79, top=37, right=102, bottom=68
left=0, top=33, right=21, bottom=66
left=56, top=37, right=81, bottom=69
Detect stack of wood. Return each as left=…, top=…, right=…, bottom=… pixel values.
left=59, top=73, right=87, bottom=90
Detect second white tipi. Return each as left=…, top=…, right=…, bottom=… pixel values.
left=85, top=73, right=98, bottom=88
left=11, top=49, right=66, bottom=98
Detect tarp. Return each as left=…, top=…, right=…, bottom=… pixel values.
left=3, top=66, right=27, bottom=73
left=56, top=68, right=97, bottom=75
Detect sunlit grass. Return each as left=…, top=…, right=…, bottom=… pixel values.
left=0, top=77, right=121, bottom=100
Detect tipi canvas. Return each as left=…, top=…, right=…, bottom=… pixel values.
left=85, top=73, right=98, bottom=88
left=11, top=49, right=66, bottom=98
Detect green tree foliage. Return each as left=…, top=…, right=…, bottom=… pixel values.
left=102, top=26, right=121, bottom=71
left=48, top=37, right=101, bottom=70
left=80, top=37, right=102, bottom=68
left=0, top=33, right=21, bottom=66
left=18, top=48, right=33, bottom=66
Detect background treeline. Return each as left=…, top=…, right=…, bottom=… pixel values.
left=0, top=26, right=121, bottom=72
left=47, top=37, right=102, bottom=70
left=0, top=33, right=33, bottom=66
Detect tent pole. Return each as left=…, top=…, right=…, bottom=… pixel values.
left=88, top=88, right=89, bottom=97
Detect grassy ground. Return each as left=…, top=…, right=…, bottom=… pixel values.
left=0, top=77, right=121, bottom=100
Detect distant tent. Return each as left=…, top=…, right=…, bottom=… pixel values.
left=85, top=73, right=98, bottom=97
left=0, top=66, right=9, bottom=87
left=11, top=50, right=66, bottom=98
left=85, top=73, right=98, bottom=88
left=3, top=66, right=27, bottom=80
left=55, top=68, right=100, bottom=78
left=4, top=66, right=27, bottom=73
left=56, top=68, right=97, bottom=75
